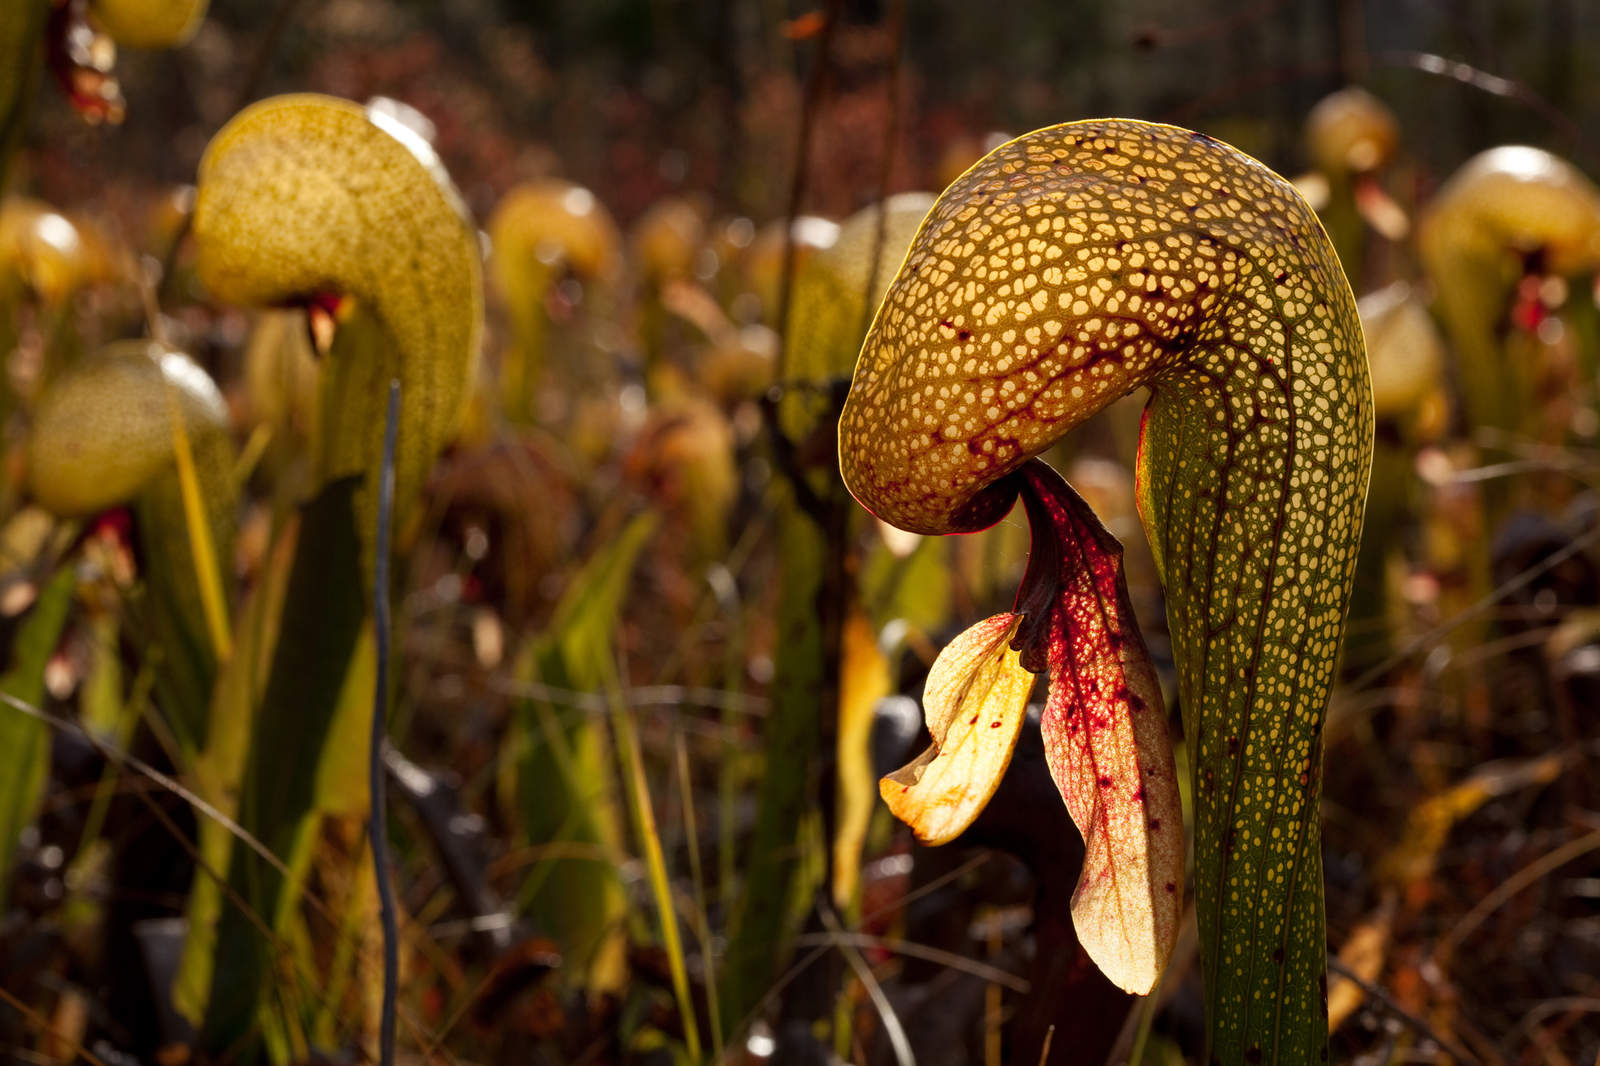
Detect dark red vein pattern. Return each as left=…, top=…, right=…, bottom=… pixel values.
left=1015, top=460, right=1183, bottom=995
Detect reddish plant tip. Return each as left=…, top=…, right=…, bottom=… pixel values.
left=301, top=291, right=348, bottom=316
left=90, top=507, right=134, bottom=543
left=276, top=291, right=351, bottom=355
left=46, top=0, right=126, bottom=126
left=878, top=613, right=1036, bottom=847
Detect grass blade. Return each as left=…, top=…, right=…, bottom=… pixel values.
left=164, top=375, right=233, bottom=661
left=609, top=659, right=702, bottom=1063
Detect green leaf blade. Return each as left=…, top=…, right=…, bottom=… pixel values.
left=0, top=567, right=75, bottom=901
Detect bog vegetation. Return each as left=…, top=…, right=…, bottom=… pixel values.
left=0, top=3, right=1598, bottom=1066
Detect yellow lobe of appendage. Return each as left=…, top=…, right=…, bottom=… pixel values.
left=841, top=119, right=1372, bottom=1063
left=192, top=93, right=483, bottom=521
left=880, top=613, right=1035, bottom=846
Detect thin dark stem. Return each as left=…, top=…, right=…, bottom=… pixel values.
left=757, top=389, right=826, bottom=521
left=760, top=0, right=844, bottom=527
left=372, top=380, right=401, bottom=1066
left=1325, top=956, right=1482, bottom=1065
left=855, top=0, right=906, bottom=346
left=1347, top=520, right=1600, bottom=692
left=772, top=0, right=842, bottom=384
left=1375, top=50, right=1590, bottom=165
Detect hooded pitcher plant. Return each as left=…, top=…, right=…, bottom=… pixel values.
left=181, top=93, right=482, bottom=1049
left=840, top=120, right=1372, bottom=1063
left=193, top=92, right=483, bottom=536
